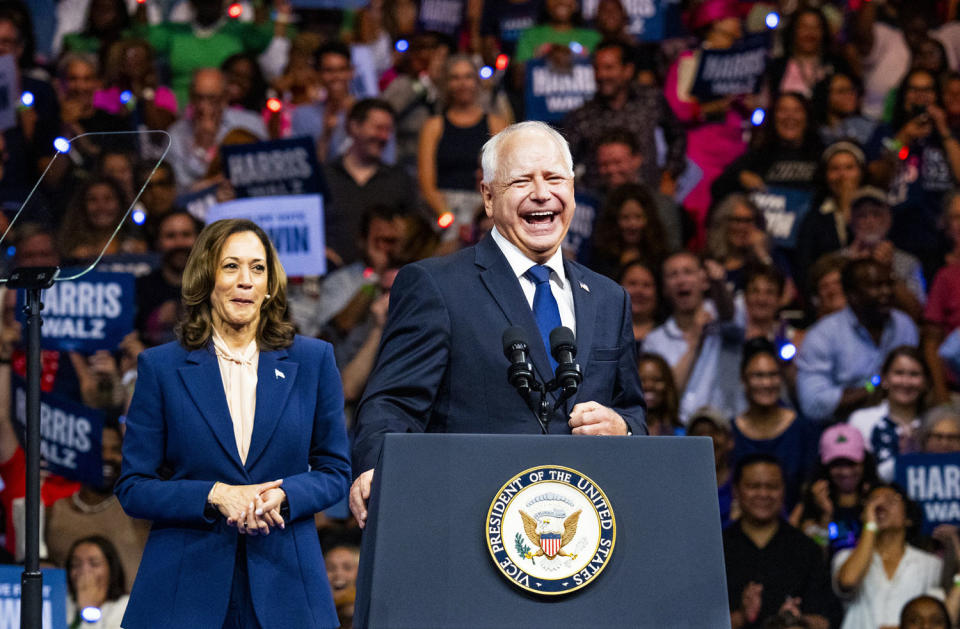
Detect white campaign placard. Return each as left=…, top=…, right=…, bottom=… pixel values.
left=206, top=194, right=327, bottom=277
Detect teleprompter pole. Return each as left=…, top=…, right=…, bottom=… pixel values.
left=7, top=267, right=59, bottom=629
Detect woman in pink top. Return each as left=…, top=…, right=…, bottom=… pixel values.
left=665, top=0, right=750, bottom=249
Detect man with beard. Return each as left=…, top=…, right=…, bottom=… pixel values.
left=563, top=40, right=686, bottom=194
left=797, top=258, right=919, bottom=423
left=323, top=99, right=417, bottom=267
left=44, top=420, right=150, bottom=592
left=135, top=210, right=201, bottom=347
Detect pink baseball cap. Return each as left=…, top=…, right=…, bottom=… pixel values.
left=687, top=0, right=746, bottom=31
left=819, top=423, right=866, bottom=465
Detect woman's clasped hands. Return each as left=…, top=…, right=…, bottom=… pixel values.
left=209, top=479, right=287, bottom=535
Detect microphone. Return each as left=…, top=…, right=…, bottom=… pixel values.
left=502, top=326, right=534, bottom=396
left=550, top=326, right=582, bottom=398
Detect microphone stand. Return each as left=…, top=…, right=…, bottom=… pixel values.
left=520, top=374, right=579, bottom=435
left=7, top=266, right=59, bottom=629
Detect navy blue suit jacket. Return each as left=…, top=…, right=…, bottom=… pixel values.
left=115, top=336, right=351, bottom=629
left=352, top=235, right=647, bottom=475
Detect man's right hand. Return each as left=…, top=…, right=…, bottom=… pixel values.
left=350, top=469, right=375, bottom=528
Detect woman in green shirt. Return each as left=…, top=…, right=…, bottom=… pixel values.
left=514, top=0, right=601, bottom=63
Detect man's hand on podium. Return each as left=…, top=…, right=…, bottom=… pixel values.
left=568, top=402, right=629, bottom=435
left=350, top=469, right=375, bottom=528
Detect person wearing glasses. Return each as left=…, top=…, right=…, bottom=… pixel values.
left=923, top=405, right=960, bottom=453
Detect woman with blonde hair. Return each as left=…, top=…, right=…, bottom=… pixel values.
left=417, top=55, right=507, bottom=238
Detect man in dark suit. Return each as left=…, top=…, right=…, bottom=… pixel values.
left=349, top=121, right=647, bottom=526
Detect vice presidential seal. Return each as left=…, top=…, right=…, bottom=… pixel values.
left=485, top=465, right=615, bottom=595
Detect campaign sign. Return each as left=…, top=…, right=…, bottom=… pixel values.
left=206, top=195, right=326, bottom=277
left=896, top=452, right=960, bottom=534
left=176, top=183, right=219, bottom=222
left=525, top=58, right=596, bottom=123
left=222, top=136, right=321, bottom=198
left=11, top=375, right=104, bottom=486
left=691, top=35, right=770, bottom=101
left=564, top=190, right=601, bottom=262
left=0, top=566, right=67, bottom=629
left=417, top=0, right=465, bottom=35
left=15, top=271, right=135, bottom=353
left=96, top=252, right=162, bottom=278
left=582, top=0, right=665, bottom=40
left=749, top=186, right=813, bottom=249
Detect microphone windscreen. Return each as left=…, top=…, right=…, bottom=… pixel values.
left=549, top=326, right=577, bottom=358
left=502, top=326, right=529, bottom=357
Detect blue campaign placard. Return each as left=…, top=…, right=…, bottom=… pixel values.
left=206, top=195, right=326, bottom=277
left=0, top=566, right=67, bottom=629
left=564, top=189, right=601, bottom=262
left=582, top=0, right=666, bottom=40
left=524, top=57, right=596, bottom=123
left=11, top=374, right=104, bottom=486
left=221, top=136, right=322, bottom=199
left=176, top=183, right=220, bottom=222
left=15, top=271, right=136, bottom=353
left=417, top=0, right=466, bottom=35
left=750, top=186, right=813, bottom=249
left=96, top=252, right=162, bottom=279
left=691, top=34, right=770, bottom=101
left=896, top=452, right=960, bottom=534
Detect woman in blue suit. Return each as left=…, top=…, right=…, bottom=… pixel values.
left=115, top=218, right=351, bottom=629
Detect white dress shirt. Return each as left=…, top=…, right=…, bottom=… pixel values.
left=490, top=227, right=576, bottom=336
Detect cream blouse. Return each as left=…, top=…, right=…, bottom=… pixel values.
left=211, top=330, right=259, bottom=464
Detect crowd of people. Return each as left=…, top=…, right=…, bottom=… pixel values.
left=0, top=0, right=958, bottom=625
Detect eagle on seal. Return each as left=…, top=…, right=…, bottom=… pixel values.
left=519, top=509, right=580, bottom=560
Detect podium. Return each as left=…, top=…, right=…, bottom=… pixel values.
left=355, top=434, right=731, bottom=628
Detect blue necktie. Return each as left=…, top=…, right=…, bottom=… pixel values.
left=525, top=264, right=562, bottom=370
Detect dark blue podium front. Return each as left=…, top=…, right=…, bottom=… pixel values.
left=355, top=434, right=731, bottom=628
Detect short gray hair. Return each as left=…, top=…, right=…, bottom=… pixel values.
left=57, top=52, right=98, bottom=79
left=480, top=121, right=574, bottom=184
left=923, top=404, right=960, bottom=443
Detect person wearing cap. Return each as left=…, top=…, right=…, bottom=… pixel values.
left=848, top=346, right=930, bottom=482
left=688, top=406, right=735, bottom=528
left=790, top=423, right=878, bottom=556
left=664, top=0, right=750, bottom=249
left=796, top=258, right=919, bottom=423
left=724, top=453, right=839, bottom=629
left=795, top=141, right=866, bottom=286
left=842, top=186, right=926, bottom=319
